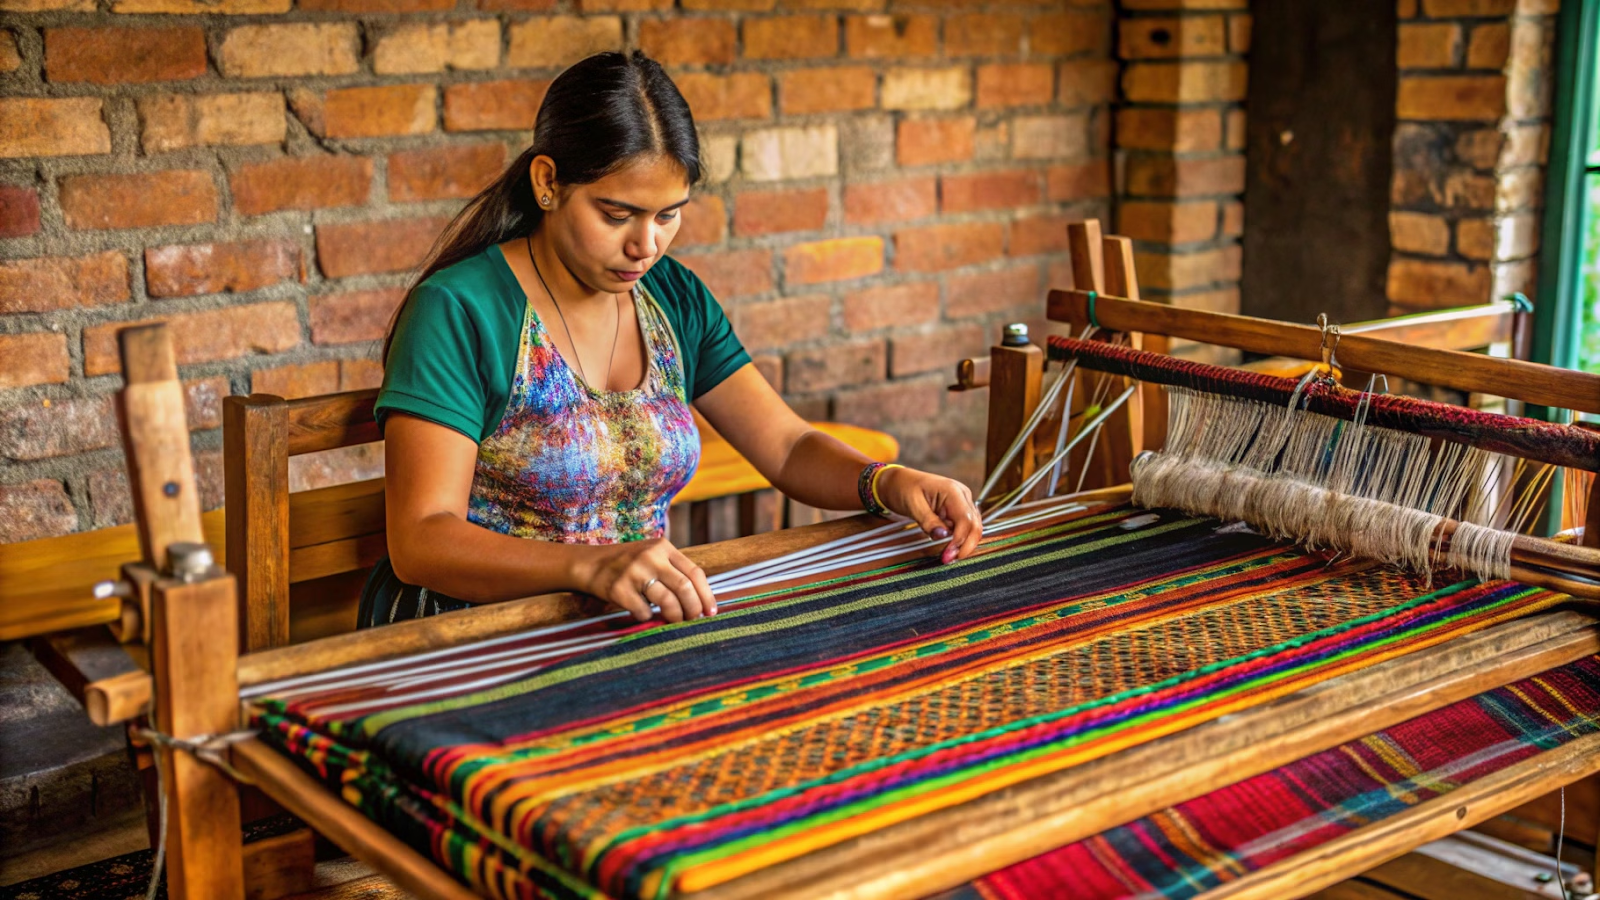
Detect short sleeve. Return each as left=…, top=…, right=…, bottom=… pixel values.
left=684, top=270, right=752, bottom=400
left=376, top=283, right=488, bottom=442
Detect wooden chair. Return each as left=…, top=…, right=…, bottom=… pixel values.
left=223, top=388, right=899, bottom=652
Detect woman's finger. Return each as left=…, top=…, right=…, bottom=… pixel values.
left=672, top=551, right=718, bottom=616
left=612, top=584, right=654, bottom=623
left=665, top=570, right=703, bottom=621
left=643, top=576, right=685, bottom=623
left=902, top=490, right=948, bottom=544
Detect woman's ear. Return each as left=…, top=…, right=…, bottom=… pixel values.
left=529, top=155, right=558, bottom=210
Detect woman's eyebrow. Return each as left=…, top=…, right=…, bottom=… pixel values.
left=596, top=196, right=692, bottom=213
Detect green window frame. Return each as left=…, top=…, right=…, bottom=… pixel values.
left=1533, top=0, right=1600, bottom=379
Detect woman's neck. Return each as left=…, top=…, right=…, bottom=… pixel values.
left=527, top=229, right=610, bottom=310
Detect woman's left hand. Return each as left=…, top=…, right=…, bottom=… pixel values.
left=876, top=467, right=983, bottom=564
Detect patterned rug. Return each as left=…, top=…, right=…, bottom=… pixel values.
left=246, top=506, right=1579, bottom=899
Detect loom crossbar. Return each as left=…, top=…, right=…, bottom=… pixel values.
left=1047, top=290, right=1600, bottom=416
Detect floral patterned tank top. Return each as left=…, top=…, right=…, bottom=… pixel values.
left=466, top=283, right=701, bottom=544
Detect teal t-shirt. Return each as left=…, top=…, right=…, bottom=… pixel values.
left=376, top=244, right=751, bottom=442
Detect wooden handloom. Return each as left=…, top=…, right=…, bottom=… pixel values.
left=32, top=230, right=1600, bottom=900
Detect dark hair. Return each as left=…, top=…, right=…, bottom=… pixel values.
left=384, top=50, right=703, bottom=360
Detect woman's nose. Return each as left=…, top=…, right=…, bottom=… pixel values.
left=626, top=223, right=661, bottom=260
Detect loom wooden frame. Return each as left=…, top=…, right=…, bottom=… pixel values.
left=67, top=231, right=1600, bottom=900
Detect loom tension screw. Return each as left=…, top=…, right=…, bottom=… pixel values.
left=168, top=542, right=217, bottom=583
left=1002, top=323, right=1031, bottom=347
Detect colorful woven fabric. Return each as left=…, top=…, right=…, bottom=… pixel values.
left=252, top=505, right=1579, bottom=900
left=935, top=652, right=1600, bottom=900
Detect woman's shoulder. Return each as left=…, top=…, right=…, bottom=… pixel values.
left=642, top=254, right=716, bottom=321
left=416, top=245, right=518, bottom=304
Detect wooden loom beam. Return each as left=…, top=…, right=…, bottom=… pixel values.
left=1047, top=290, right=1600, bottom=417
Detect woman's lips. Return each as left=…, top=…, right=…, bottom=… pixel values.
left=611, top=269, right=644, bottom=282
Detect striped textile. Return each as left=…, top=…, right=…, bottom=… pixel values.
left=936, top=652, right=1600, bottom=900
left=252, top=505, right=1579, bottom=900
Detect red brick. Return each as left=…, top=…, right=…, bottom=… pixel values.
left=0, top=251, right=128, bottom=314
left=506, top=16, right=621, bottom=68
left=83, top=302, right=301, bottom=376
left=299, top=0, right=452, bottom=11
left=317, top=85, right=436, bottom=139
left=1390, top=211, right=1451, bottom=256
left=1466, top=22, right=1509, bottom=70
left=89, top=451, right=226, bottom=528
left=218, top=24, right=360, bottom=78
left=1228, top=13, right=1252, bottom=52
left=834, top=377, right=943, bottom=427
left=253, top=361, right=341, bottom=400
left=138, top=92, right=286, bottom=154
left=341, top=359, right=385, bottom=391
left=844, top=176, right=936, bottom=225
left=1030, top=10, right=1108, bottom=56
left=744, top=15, right=837, bottom=59
left=0, top=98, right=111, bottom=159
left=0, top=333, right=70, bottom=389
left=673, top=249, right=774, bottom=299
left=145, top=239, right=301, bottom=298
left=45, top=27, right=206, bottom=84
left=1132, top=246, right=1242, bottom=292
left=1397, top=76, right=1507, bottom=121
left=1116, top=108, right=1222, bottom=152
left=734, top=294, right=832, bottom=350
left=478, top=0, right=555, bottom=10
left=896, top=117, right=975, bottom=167
left=845, top=14, right=937, bottom=58
left=1221, top=200, right=1244, bottom=237
left=317, top=217, right=448, bottom=280
left=444, top=80, right=551, bottom=132
left=389, top=143, right=507, bottom=202
left=1123, top=61, right=1248, bottom=103
left=676, top=73, right=772, bottom=122
left=674, top=195, right=727, bottom=248
left=785, top=338, right=885, bottom=392
left=1118, top=200, right=1217, bottom=243
left=1011, top=214, right=1073, bottom=257
left=640, top=18, right=736, bottom=66
left=780, top=67, right=876, bottom=115
left=1420, top=0, right=1516, bottom=14
left=890, top=323, right=986, bottom=377
left=1398, top=23, right=1461, bottom=69
left=0, top=33, right=17, bottom=72
left=1386, top=258, right=1492, bottom=308
left=1225, top=109, right=1248, bottom=151
left=751, top=355, right=782, bottom=388
left=0, top=480, right=77, bottom=543
left=735, top=188, right=830, bottom=236
left=309, top=289, right=407, bottom=345
left=59, top=170, right=217, bottom=231
left=946, top=265, right=1041, bottom=318
left=1057, top=60, right=1119, bottom=107
left=946, top=12, right=1022, bottom=56
left=578, top=0, right=671, bottom=8
left=1124, top=155, right=1246, bottom=197
left=882, top=67, right=972, bottom=111
left=785, top=237, right=884, bottom=285
left=230, top=155, right=373, bottom=216
left=1120, top=16, right=1226, bottom=59
left=0, top=396, right=117, bottom=461
left=184, top=377, right=230, bottom=430
left=372, top=21, right=502, bottom=74
left=843, top=281, right=939, bottom=332
left=0, top=186, right=41, bottom=237
left=894, top=222, right=1005, bottom=272
left=976, top=64, right=1055, bottom=108
left=940, top=170, right=1040, bottom=214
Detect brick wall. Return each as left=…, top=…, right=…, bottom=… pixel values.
left=0, top=1, right=1115, bottom=543
left=1387, top=0, right=1558, bottom=314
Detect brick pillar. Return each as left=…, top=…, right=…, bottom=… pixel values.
left=1387, top=0, right=1560, bottom=314
left=1113, top=0, right=1251, bottom=361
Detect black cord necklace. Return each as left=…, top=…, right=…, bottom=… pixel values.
left=527, top=234, right=620, bottom=392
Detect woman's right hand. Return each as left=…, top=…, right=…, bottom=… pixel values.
left=571, top=538, right=717, bottom=623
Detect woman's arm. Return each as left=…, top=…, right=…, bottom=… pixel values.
left=384, top=414, right=716, bottom=620
left=694, top=365, right=983, bottom=561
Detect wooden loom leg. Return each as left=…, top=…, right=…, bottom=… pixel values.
left=985, top=336, right=1044, bottom=497
left=224, top=394, right=291, bottom=653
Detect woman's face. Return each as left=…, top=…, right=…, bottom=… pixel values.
left=543, top=154, right=690, bottom=295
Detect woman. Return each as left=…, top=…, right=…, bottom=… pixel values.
left=360, top=50, right=982, bottom=629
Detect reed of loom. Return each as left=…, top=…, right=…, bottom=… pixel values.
left=60, top=261, right=1596, bottom=899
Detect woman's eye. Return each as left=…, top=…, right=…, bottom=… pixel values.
left=606, top=212, right=630, bottom=223
left=657, top=212, right=679, bottom=223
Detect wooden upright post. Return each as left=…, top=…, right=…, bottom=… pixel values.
left=985, top=325, right=1045, bottom=497
left=116, top=324, right=245, bottom=900
left=224, top=395, right=291, bottom=651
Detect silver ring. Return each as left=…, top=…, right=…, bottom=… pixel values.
left=640, top=577, right=659, bottom=594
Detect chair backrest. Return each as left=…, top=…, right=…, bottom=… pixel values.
left=224, top=388, right=382, bottom=652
